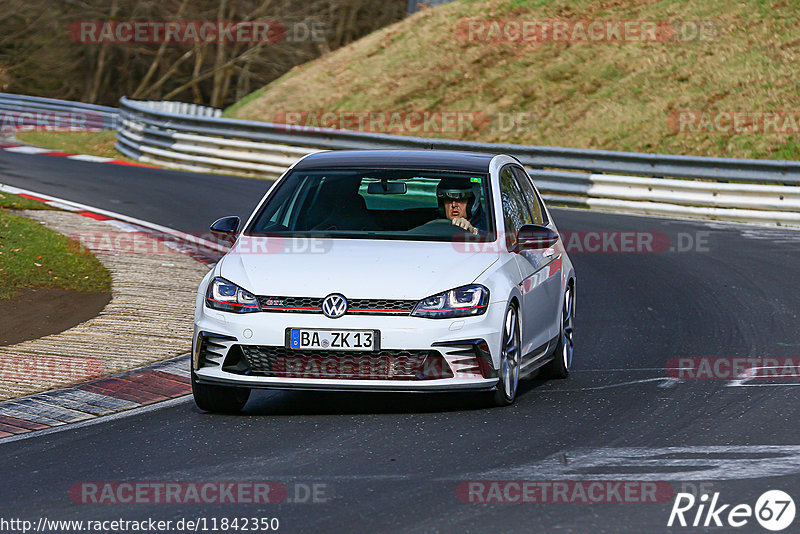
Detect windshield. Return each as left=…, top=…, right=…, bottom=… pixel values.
left=246, top=168, right=495, bottom=241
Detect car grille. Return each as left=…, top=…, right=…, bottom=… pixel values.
left=237, top=346, right=448, bottom=380
left=257, top=296, right=416, bottom=316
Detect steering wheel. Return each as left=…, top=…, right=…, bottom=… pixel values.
left=411, top=218, right=472, bottom=236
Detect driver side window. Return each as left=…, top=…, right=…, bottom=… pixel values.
left=499, top=166, right=533, bottom=249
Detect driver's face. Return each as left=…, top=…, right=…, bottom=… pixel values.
left=445, top=198, right=469, bottom=220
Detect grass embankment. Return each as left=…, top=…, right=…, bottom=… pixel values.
left=227, top=0, right=800, bottom=160
left=13, top=130, right=141, bottom=163
left=0, top=192, right=111, bottom=300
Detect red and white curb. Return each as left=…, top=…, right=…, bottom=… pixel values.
left=0, top=355, right=191, bottom=440
left=0, top=182, right=227, bottom=264
left=0, top=142, right=157, bottom=168
left=0, top=184, right=228, bottom=437
left=0, top=142, right=224, bottom=260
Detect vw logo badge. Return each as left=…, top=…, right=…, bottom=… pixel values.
left=321, top=294, right=348, bottom=319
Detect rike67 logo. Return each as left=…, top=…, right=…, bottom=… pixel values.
left=668, top=490, right=796, bottom=531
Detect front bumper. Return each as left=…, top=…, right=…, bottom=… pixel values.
left=193, top=370, right=498, bottom=393
left=193, top=301, right=507, bottom=392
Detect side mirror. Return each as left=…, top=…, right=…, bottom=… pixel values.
left=210, top=216, right=240, bottom=243
left=516, top=224, right=559, bottom=251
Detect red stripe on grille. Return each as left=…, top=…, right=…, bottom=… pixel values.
left=261, top=306, right=322, bottom=311
left=350, top=309, right=410, bottom=313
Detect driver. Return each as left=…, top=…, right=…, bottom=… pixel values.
left=436, top=178, right=483, bottom=235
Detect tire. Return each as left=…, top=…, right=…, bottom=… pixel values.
left=492, top=304, right=521, bottom=406
left=191, top=371, right=251, bottom=413
left=544, top=284, right=574, bottom=379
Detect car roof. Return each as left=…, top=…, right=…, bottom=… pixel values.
left=292, top=150, right=495, bottom=173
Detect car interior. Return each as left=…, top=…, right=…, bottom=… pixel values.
left=250, top=170, right=490, bottom=236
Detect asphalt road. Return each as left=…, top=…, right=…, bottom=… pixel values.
left=0, top=150, right=266, bottom=232
left=2, top=151, right=800, bottom=533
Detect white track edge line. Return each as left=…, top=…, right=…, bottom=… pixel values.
left=0, top=182, right=228, bottom=252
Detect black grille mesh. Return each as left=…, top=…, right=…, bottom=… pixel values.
left=257, top=296, right=416, bottom=315
left=237, top=345, right=443, bottom=380
left=348, top=299, right=416, bottom=314
left=258, top=296, right=321, bottom=312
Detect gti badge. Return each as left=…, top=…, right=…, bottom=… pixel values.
left=322, top=294, right=347, bottom=319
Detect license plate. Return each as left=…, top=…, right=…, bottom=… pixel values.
left=287, top=328, right=378, bottom=351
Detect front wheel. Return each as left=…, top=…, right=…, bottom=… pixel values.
left=192, top=371, right=251, bottom=413
left=543, top=285, right=574, bottom=379
left=492, top=304, right=521, bottom=406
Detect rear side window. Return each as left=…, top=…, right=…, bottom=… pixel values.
left=511, top=166, right=547, bottom=226
left=499, top=166, right=533, bottom=248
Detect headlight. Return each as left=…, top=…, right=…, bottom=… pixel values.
left=205, top=277, right=260, bottom=313
left=411, top=284, right=489, bottom=319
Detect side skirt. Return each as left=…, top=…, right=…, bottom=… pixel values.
left=518, top=335, right=559, bottom=378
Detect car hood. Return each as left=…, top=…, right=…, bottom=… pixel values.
left=218, top=237, right=500, bottom=299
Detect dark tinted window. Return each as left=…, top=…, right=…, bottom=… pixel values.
left=245, top=168, right=494, bottom=241
left=511, top=166, right=547, bottom=225
left=499, top=166, right=532, bottom=248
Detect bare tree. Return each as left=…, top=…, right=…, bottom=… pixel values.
left=0, top=0, right=407, bottom=107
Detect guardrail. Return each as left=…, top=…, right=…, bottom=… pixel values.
left=0, top=93, right=118, bottom=130
left=116, top=97, right=800, bottom=227
left=128, top=100, right=221, bottom=118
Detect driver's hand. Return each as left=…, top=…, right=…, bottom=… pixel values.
left=451, top=217, right=478, bottom=235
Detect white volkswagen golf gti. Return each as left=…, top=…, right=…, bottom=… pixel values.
left=192, top=150, right=575, bottom=411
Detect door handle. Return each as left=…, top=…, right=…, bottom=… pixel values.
left=543, top=247, right=555, bottom=258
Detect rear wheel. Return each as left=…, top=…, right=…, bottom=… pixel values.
left=492, top=304, right=521, bottom=406
left=191, top=372, right=250, bottom=413
left=544, top=284, right=574, bottom=379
